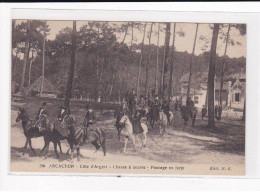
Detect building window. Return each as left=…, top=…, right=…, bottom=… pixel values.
left=194, top=96, right=199, bottom=104
left=235, top=93, right=240, bottom=102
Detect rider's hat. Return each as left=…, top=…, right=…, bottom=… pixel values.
left=86, top=104, right=92, bottom=109
left=42, top=102, right=47, bottom=106
left=59, top=105, right=66, bottom=110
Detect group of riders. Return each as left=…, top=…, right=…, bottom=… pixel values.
left=34, top=88, right=221, bottom=137
left=115, top=89, right=190, bottom=133
left=36, top=102, right=97, bottom=134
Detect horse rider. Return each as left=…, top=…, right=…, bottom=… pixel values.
left=154, top=95, right=160, bottom=109
left=36, top=102, right=48, bottom=120
left=161, top=100, right=171, bottom=124
left=128, top=89, right=136, bottom=117
left=218, top=104, right=222, bottom=121
left=215, top=105, right=219, bottom=120
left=153, top=95, right=161, bottom=119
left=135, top=95, right=146, bottom=117
left=186, top=96, right=195, bottom=117
left=84, top=104, right=96, bottom=131
left=124, top=91, right=130, bottom=106
left=201, top=105, right=207, bottom=120
left=174, top=97, right=179, bottom=110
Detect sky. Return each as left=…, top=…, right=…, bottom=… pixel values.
left=16, top=20, right=247, bottom=58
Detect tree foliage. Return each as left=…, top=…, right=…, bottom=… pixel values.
left=12, top=20, right=246, bottom=101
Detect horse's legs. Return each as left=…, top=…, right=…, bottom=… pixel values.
left=123, top=136, right=129, bottom=153
left=91, top=140, right=100, bottom=152
left=41, top=142, right=47, bottom=154
left=66, top=140, right=72, bottom=155
left=41, top=136, right=48, bottom=154
left=58, top=140, right=62, bottom=154
left=117, top=127, right=121, bottom=141
left=143, top=133, right=147, bottom=148
left=101, top=139, right=106, bottom=156
left=132, top=134, right=136, bottom=151
left=54, top=142, right=60, bottom=158
left=28, top=138, right=36, bottom=156
left=24, top=138, right=29, bottom=149
left=44, top=140, right=50, bottom=158
left=69, top=142, right=74, bottom=160
left=192, top=113, right=196, bottom=127
left=23, top=138, right=29, bottom=155
left=76, top=147, right=80, bottom=161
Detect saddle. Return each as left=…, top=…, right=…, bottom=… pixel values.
left=54, top=120, right=70, bottom=137
left=131, top=116, right=144, bottom=134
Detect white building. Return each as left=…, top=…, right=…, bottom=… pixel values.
left=180, top=70, right=245, bottom=111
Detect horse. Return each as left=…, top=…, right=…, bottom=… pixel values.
left=119, top=115, right=148, bottom=153
left=57, top=107, right=106, bottom=160
left=15, top=107, right=61, bottom=158
left=34, top=114, right=63, bottom=158
left=114, top=108, right=124, bottom=141
left=169, top=111, right=174, bottom=126
left=147, top=103, right=160, bottom=128
left=180, top=105, right=197, bottom=128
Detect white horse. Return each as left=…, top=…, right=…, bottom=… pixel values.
left=119, top=115, right=148, bottom=153
left=159, top=111, right=174, bottom=135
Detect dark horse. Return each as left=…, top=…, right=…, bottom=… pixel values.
left=114, top=108, right=124, bottom=141
left=147, top=102, right=160, bottom=128
left=57, top=107, right=106, bottom=160
left=16, top=107, right=62, bottom=158
left=180, top=105, right=197, bottom=127
left=34, top=114, right=63, bottom=158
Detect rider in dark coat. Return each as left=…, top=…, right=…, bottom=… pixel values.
left=201, top=105, right=207, bottom=120
left=186, top=97, right=195, bottom=118
left=135, top=95, right=146, bottom=117
left=215, top=105, right=219, bottom=120
left=84, top=104, right=96, bottom=131
left=153, top=95, right=160, bottom=120
left=162, top=100, right=170, bottom=123
left=174, top=98, right=179, bottom=110
left=128, top=89, right=136, bottom=116
left=36, top=102, right=48, bottom=120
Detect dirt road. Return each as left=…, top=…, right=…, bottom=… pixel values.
left=10, top=106, right=245, bottom=175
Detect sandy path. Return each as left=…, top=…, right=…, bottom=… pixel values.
left=10, top=110, right=244, bottom=175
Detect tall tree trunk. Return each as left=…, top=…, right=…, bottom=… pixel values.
left=162, top=23, right=171, bottom=98
left=186, top=23, right=199, bottom=104
left=242, top=99, right=245, bottom=121
left=64, top=21, right=77, bottom=108
left=109, top=23, right=129, bottom=101
left=208, top=24, right=220, bottom=129
left=168, top=23, right=176, bottom=100
left=11, top=20, right=16, bottom=82
left=126, top=24, right=134, bottom=90
left=28, top=48, right=34, bottom=86
left=19, top=20, right=30, bottom=93
left=145, top=23, right=153, bottom=95
left=160, top=26, right=166, bottom=97
left=95, top=24, right=100, bottom=101
left=155, top=23, right=160, bottom=95
left=219, top=24, right=231, bottom=110
left=40, top=22, right=46, bottom=96
left=136, top=23, right=147, bottom=97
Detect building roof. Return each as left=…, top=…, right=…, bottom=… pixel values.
left=181, top=72, right=208, bottom=83
left=25, top=76, right=56, bottom=94
left=215, top=82, right=229, bottom=90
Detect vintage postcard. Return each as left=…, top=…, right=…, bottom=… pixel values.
left=10, top=18, right=246, bottom=176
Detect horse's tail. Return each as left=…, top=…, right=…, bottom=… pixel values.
left=74, top=127, right=85, bottom=146
left=95, top=128, right=106, bottom=156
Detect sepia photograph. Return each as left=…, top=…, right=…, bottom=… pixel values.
left=10, top=19, right=246, bottom=176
